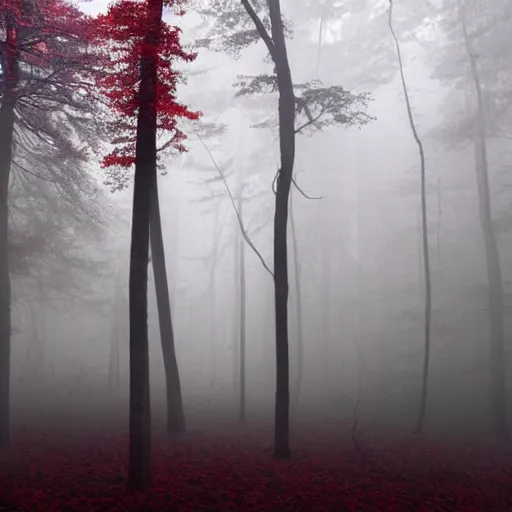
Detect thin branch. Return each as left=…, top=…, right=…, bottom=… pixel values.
left=240, top=0, right=275, bottom=57
left=271, top=168, right=279, bottom=194
left=196, top=134, right=274, bottom=277
left=294, top=111, right=324, bottom=134
left=12, top=160, right=57, bottom=183
left=294, top=96, right=324, bottom=134
left=292, top=176, right=322, bottom=200
left=272, top=169, right=322, bottom=200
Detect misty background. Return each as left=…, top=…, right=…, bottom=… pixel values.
left=9, top=0, right=512, bottom=441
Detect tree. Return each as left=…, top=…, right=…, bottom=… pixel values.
left=199, top=0, right=372, bottom=457
left=0, top=11, right=20, bottom=446
left=237, top=189, right=247, bottom=422
left=194, top=129, right=272, bottom=419
left=0, top=0, right=102, bottom=447
left=150, top=176, right=186, bottom=433
left=422, top=0, right=512, bottom=440
left=9, top=153, right=114, bottom=383
left=388, top=0, right=432, bottom=434
left=459, top=0, right=509, bottom=441
left=93, top=0, right=199, bottom=487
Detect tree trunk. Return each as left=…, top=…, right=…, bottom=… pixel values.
left=209, top=204, right=221, bottom=389
left=320, top=232, right=331, bottom=381
left=388, top=1, right=432, bottom=434
left=238, top=194, right=247, bottom=422
left=0, top=15, right=19, bottom=448
left=127, top=0, right=163, bottom=490
left=241, top=0, right=295, bottom=459
left=290, top=189, right=303, bottom=410
left=109, top=271, right=123, bottom=391
left=150, top=176, right=185, bottom=435
left=315, top=14, right=324, bottom=78
left=474, top=135, right=508, bottom=440
left=268, top=0, right=296, bottom=459
left=462, top=11, right=508, bottom=440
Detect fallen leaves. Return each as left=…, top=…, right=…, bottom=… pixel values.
left=0, top=423, right=511, bottom=511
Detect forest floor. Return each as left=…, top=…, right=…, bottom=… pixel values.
left=0, top=411, right=512, bottom=512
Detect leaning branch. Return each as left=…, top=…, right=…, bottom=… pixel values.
left=196, top=134, right=274, bottom=277
left=240, top=0, right=275, bottom=57
left=12, top=159, right=57, bottom=183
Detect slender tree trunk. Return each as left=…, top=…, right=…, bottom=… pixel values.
left=321, top=234, right=331, bottom=379
left=461, top=9, right=508, bottom=441
left=290, top=190, right=304, bottom=410
left=209, top=204, right=220, bottom=389
left=238, top=195, right=247, bottom=422
left=315, top=14, right=324, bottom=78
left=233, top=225, right=240, bottom=397
left=388, top=0, right=432, bottom=434
left=109, top=271, right=122, bottom=391
left=474, top=136, right=508, bottom=439
left=108, top=318, right=120, bottom=390
left=127, top=0, right=163, bottom=490
left=437, top=178, right=442, bottom=266
left=0, top=15, right=19, bottom=448
left=150, top=177, right=186, bottom=435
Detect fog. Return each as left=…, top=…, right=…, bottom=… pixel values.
left=7, top=0, right=512, bottom=455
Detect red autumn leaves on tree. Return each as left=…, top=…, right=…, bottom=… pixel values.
left=93, top=0, right=200, bottom=186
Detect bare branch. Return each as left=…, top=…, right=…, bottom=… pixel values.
left=196, top=134, right=274, bottom=277
left=292, top=175, right=323, bottom=200
left=12, top=160, right=57, bottom=183
left=240, top=0, right=275, bottom=57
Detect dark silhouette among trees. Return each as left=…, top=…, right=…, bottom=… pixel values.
left=94, top=0, right=199, bottom=488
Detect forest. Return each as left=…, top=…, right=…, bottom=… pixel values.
left=1, top=0, right=512, bottom=510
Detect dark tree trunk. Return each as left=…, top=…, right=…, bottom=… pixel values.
left=150, top=176, right=185, bottom=435
left=238, top=194, right=247, bottom=422
left=268, top=0, right=296, bottom=459
left=241, top=0, right=296, bottom=459
left=127, top=0, right=163, bottom=490
left=0, top=15, right=19, bottom=449
left=462, top=11, right=508, bottom=441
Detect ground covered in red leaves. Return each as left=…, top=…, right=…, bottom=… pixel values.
left=1, top=423, right=511, bottom=512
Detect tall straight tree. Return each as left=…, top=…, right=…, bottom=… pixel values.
left=0, top=8, right=18, bottom=447
left=237, top=189, right=247, bottom=422
left=150, top=177, right=186, bottom=434
left=125, top=0, right=161, bottom=488
left=94, top=0, right=199, bottom=487
left=194, top=0, right=372, bottom=460
left=95, top=0, right=199, bottom=448
left=199, top=0, right=372, bottom=457
left=240, top=0, right=296, bottom=458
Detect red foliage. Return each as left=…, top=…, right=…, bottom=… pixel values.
left=0, top=426, right=511, bottom=511
left=93, top=0, right=201, bottom=170
left=0, top=0, right=95, bottom=71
